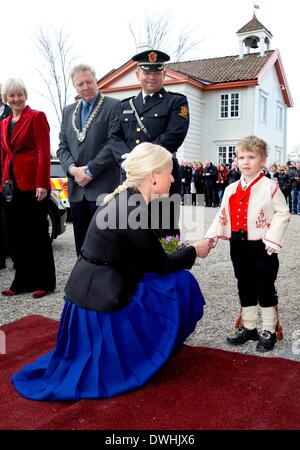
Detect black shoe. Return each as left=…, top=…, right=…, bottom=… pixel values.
left=256, top=330, right=276, bottom=352
left=226, top=327, right=258, bottom=345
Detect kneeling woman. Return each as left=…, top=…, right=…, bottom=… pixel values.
left=12, top=143, right=211, bottom=401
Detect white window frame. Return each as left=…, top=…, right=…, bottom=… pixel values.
left=220, top=92, right=240, bottom=119
left=259, top=91, right=268, bottom=123
left=275, top=146, right=283, bottom=163
left=217, top=145, right=236, bottom=164
left=276, top=102, right=283, bottom=131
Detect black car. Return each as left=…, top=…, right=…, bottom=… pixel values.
left=48, top=192, right=67, bottom=241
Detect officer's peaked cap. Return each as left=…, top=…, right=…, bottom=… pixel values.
left=132, top=50, right=170, bottom=71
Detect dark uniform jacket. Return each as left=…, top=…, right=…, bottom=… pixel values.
left=109, top=88, right=189, bottom=194
left=65, top=188, right=196, bottom=312
left=0, top=104, right=12, bottom=121
left=57, top=95, right=120, bottom=202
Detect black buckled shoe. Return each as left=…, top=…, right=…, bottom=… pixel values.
left=256, top=330, right=276, bottom=352
left=226, top=327, right=258, bottom=345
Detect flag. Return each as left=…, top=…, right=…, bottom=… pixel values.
left=254, top=4, right=260, bottom=9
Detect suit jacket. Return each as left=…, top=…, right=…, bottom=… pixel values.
left=57, top=95, right=120, bottom=202
left=204, top=175, right=290, bottom=249
left=65, top=188, right=197, bottom=312
left=0, top=105, right=50, bottom=190
left=0, top=104, right=12, bottom=121
left=109, top=88, right=189, bottom=164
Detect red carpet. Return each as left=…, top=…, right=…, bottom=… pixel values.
left=0, top=315, right=299, bottom=430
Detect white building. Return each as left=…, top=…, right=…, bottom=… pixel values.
left=98, top=15, right=293, bottom=165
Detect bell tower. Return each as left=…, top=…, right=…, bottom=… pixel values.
left=237, top=14, right=273, bottom=58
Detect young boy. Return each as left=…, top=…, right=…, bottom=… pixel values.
left=205, top=136, right=290, bottom=352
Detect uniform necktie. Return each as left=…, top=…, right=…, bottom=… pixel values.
left=82, top=102, right=91, bottom=127
left=144, top=95, right=151, bottom=105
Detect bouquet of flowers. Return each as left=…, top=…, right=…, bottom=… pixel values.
left=160, top=235, right=181, bottom=254
left=160, top=235, right=201, bottom=265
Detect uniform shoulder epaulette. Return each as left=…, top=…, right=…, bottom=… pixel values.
left=121, top=96, right=135, bottom=103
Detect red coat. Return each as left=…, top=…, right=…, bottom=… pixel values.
left=0, top=105, right=50, bottom=191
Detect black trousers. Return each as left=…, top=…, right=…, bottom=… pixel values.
left=230, top=237, right=279, bottom=308
left=4, top=189, right=56, bottom=293
left=70, top=197, right=97, bottom=256
left=204, top=185, right=218, bottom=206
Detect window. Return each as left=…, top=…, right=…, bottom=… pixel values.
left=259, top=92, right=268, bottom=123
left=220, top=93, right=240, bottom=118
left=275, top=147, right=282, bottom=163
left=218, top=146, right=236, bottom=164
left=276, top=103, right=283, bottom=131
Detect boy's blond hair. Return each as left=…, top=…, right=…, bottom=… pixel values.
left=235, top=136, right=268, bottom=160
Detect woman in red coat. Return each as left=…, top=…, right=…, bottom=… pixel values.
left=0, top=78, right=55, bottom=298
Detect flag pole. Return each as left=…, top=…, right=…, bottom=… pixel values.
left=253, top=2, right=260, bottom=15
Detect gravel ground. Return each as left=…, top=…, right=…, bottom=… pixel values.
left=0, top=205, right=299, bottom=361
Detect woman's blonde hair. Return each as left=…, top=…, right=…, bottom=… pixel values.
left=235, top=135, right=268, bottom=160
left=103, top=143, right=172, bottom=204
left=1, top=78, right=28, bottom=104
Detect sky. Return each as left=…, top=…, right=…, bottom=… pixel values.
left=1, top=0, right=299, bottom=157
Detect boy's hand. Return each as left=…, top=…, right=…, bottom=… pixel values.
left=193, top=240, right=211, bottom=258
left=265, top=246, right=276, bottom=255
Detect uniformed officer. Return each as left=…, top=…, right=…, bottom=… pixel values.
left=109, top=49, right=190, bottom=237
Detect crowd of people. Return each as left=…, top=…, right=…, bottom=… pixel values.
left=179, top=159, right=300, bottom=214
left=0, top=48, right=295, bottom=402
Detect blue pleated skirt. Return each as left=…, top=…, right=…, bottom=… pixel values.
left=12, top=270, right=205, bottom=401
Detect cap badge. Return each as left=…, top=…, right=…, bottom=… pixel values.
left=148, top=51, right=158, bottom=63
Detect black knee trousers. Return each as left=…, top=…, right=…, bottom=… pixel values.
left=230, top=237, right=279, bottom=308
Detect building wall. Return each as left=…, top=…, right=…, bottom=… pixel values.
left=254, top=65, right=287, bottom=163
left=103, top=64, right=287, bottom=164
left=173, top=84, right=204, bottom=163
left=200, top=86, right=256, bottom=163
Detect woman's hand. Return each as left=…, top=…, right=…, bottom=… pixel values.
left=193, top=239, right=212, bottom=258
left=36, top=187, right=48, bottom=201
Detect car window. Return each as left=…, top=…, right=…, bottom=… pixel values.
left=51, top=162, right=66, bottom=178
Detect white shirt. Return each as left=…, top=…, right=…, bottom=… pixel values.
left=240, top=171, right=263, bottom=191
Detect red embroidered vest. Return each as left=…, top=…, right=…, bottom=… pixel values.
left=229, top=173, right=265, bottom=232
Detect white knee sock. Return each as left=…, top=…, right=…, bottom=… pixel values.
left=261, top=307, right=277, bottom=333
left=242, top=306, right=258, bottom=330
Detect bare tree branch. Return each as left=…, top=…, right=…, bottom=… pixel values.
left=173, top=30, right=202, bottom=62
left=128, top=12, right=201, bottom=61
left=32, top=26, right=75, bottom=126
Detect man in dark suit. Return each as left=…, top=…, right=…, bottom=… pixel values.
left=0, top=86, right=12, bottom=269
left=57, top=64, right=120, bottom=255
left=203, top=161, right=218, bottom=207
left=109, top=50, right=190, bottom=237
